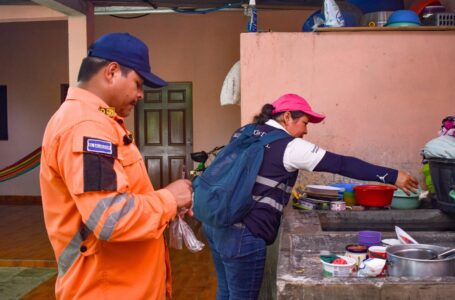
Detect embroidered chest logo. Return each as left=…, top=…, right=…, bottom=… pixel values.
left=87, top=138, right=113, bottom=155
left=98, top=107, right=116, bottom=118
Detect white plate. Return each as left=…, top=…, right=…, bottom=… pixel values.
left=395, top=226, right=419, bottom=244
left=382, top=238, right=401, bottom=246
left=305, top=185, right=343, bottom=196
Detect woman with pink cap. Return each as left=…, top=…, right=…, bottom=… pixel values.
left=203, top=93, right=418, bottom=300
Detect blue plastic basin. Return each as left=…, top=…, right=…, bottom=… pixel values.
left=387, top=10, right=421, bottom=25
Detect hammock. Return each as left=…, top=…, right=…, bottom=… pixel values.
left=0, top=147, right=41, bottom=182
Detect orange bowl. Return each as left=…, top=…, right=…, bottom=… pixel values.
left=353, top=185, right=397, bottom=207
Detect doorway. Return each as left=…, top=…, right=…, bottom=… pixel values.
left=135, top=82, right=193, bottom=189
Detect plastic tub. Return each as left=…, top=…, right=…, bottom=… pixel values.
left=386, top=21, right=421, bottom=26
left=387, top=10, right=422, bottom=25
left=345, top=244, right=368, bottom=268
left=358, top=230, right=382, bottom=247
left=428, top=158, right=455, bottom=214
left=353, top=185, right=396, bottom=207
left=391, top=189, right=422, bottom=209
left=320, top=256, right=356, bottom=277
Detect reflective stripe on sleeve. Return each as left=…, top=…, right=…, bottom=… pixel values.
left=85, top=193, right=127, bottom=232
left=99, top=195, right=136, bottom=240
left=57, top=225, right=91, bottom=277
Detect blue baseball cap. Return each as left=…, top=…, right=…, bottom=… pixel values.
left=88, top=32, right=167, bottom=88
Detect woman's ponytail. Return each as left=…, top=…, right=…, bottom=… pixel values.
left=253, top=104, right=275, bottom=124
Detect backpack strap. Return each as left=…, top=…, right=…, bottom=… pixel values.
left=257, top=128, right=290, bottom=145
left=238, top=123, right=290, bottom=146
left=247, top=125, right=292, bottom=209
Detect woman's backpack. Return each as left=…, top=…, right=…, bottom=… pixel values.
left=192, top=124, right=290, bottom=227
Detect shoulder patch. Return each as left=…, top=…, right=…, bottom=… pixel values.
left=83, top=137, right=117, bottom=158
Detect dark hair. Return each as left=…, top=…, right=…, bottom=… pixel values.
left=253, top=104, right=307, bottom=124
left=77, top=57, right=132, bottom=82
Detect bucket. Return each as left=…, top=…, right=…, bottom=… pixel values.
left=428, top=158, right=455, bottom=214
left=320, top=255, right=356, bottom=277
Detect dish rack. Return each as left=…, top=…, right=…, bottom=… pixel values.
left=423, top=13, right=455, bottom=26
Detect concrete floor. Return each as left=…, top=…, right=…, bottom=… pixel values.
left=0, top=267, right=56, bottom=300
left=0, top=203, right=217, bottom=300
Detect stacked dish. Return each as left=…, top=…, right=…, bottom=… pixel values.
left=293, top=185, right=343, bottom=210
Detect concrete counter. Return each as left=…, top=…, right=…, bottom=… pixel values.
left=275, top=208, right=455, bottom=300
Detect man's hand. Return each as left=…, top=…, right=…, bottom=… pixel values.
left=165, top=179, right=193, bottom=210
left=395, top=170, right=419, bottom=195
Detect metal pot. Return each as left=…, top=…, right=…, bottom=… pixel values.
left=387, top=244, right=455, bottom=277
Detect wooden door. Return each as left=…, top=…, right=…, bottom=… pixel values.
left=135, top=82, right=193, bottom=189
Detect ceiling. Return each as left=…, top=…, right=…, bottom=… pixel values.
left=1, top=0, right=325, bottom=10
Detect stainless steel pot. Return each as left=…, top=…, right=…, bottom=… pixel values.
left=387, top=244, right=455, bottom=277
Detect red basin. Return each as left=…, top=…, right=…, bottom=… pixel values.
left=353, top=185, right=397, bottom=207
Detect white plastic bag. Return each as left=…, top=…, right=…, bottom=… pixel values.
left=324, top=0, right=345, bottom=27
left=169, top=215, right=205, bottom=253
left=220, top=61, right=240, bottom=106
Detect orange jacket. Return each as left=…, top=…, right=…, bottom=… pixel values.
left=40, top=87, right=177, bottom=300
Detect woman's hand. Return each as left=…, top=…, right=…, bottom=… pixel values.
left=395, top=170, right=419, bottom=195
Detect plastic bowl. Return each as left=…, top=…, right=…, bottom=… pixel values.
left=391, top=189, right=422, bottom=209
left=387, top=10, right=422, bottom=25
left=353, top=185, right=397, bottom=207
left=320, top=255, right=356, bottom=277
left=386, top=21, right=422, bottom=26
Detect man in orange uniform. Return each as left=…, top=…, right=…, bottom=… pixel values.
left=40, top=32, right=193, bottom=299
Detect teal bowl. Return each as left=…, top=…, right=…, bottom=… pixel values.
left=386, top=22, right=421, bottom=27
left=391, top=189, right=421, bottom=209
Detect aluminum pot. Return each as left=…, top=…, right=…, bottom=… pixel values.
left=387, top=244, right=455, bottom=277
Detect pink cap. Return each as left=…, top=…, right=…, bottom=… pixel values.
left=271, top=93, right=325, bottom=123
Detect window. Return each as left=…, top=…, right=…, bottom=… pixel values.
left=0, top=86, right=7, bottom=140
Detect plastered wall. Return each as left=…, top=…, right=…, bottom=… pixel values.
left=0, top=9, right=313, bottom=195
left=241, top=31, right=455, bottom=185
left=0, top=21, right=68, bottom=195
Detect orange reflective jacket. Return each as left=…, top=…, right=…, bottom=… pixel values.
left=40, top=87, right=177, bottom=299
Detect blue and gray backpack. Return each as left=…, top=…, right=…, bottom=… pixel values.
left=192, top=124, right=290, bottom=227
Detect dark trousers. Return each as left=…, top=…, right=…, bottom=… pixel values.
left=203, top=224, right=267, bottom=300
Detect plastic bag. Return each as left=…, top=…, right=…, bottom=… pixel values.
left=324, top=0, right=345, bottom=27
left=169, top=215, right=205, bottom=253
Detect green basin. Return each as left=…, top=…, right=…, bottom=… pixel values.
left=391, top=189, right=421, bottom=209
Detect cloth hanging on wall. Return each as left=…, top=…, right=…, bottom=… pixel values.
left=220, top=60, right=241, bottom=106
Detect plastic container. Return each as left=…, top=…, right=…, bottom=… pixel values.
left=320, top=255, right=356, bottom=277
left=391, top=189, right=422, bottom=209
left=428, top=158, right=455, bottom=214
left=386, top=21, right=421, bottom=26
left=345, top=244, right=368, bottom=268
left=353, top=185, right=396, bottom=207
left=358, top=230, right=382, bottom=247
left=361, top=11, right=394, bottom=27
left=386, top=10, right=422, bottom=26
left=423, top=12, right=455, bottom=26
left=330, top=183, right=360, bottom=206
left=410, top=0, right=443, bottom=15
